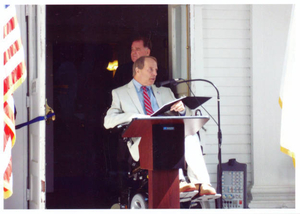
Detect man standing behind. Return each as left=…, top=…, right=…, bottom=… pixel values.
left=113, top=36, right=167, bottom=88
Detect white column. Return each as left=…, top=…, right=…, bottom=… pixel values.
left=189, top=5, right=205, bottom=95
left=250, top=5, right=295, bottom=208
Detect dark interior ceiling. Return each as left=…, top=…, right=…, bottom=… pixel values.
left=47, top=5, right=169, bottom=43
left=47, top=5, right=169, bottom=68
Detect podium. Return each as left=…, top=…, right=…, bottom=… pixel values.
left=122, top=116, right=209, bottom=208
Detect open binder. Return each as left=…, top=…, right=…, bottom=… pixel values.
left=151, top=96, right=211, bottom=116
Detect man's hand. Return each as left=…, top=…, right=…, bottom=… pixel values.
left=170, top=101, right=185, bottom=112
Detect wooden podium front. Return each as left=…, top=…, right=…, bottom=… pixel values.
left=122, top=116, right=209, bottom=208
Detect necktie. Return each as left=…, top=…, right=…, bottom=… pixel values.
left=142, top=86, right=154, bottom=115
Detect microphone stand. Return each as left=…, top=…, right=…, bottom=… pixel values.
left=174, top=79, right=223, bottom=208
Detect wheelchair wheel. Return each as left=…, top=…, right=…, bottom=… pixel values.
left=130, top=193, right=148, bottom=209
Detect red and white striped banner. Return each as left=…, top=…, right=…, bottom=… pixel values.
left=3, top=4, right=27, bottom=199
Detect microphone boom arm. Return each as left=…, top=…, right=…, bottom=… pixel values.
left=175, top=78, right=223, bottom=208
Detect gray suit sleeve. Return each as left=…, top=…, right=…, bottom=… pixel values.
left=103, top=89, right=147, bottom=129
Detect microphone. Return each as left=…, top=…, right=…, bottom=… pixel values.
left=155, top=78, right=179, bottom=87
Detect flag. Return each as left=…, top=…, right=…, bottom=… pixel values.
left=3, top=5, right=27, bottom=199
left=279, top=5, right=298, bottom=167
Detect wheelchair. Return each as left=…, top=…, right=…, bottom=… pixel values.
left=111, top=158, right=221, bottom=209
left=109, top=124, right=221, bottom=209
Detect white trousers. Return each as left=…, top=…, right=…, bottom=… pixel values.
left=179, top=134, right=211, bottom=184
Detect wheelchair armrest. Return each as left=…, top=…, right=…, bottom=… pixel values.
left=109, top=123, right=129, bottom=134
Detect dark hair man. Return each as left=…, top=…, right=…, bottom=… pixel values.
left=113, top=36, right=167, bottom=88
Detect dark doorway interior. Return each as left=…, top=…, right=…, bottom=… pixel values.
left=46, top=5, right=169, bottom=208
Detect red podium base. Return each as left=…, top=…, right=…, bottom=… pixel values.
left=148, top=170, right=180, bottom=208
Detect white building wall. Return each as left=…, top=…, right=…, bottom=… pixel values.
left=190, top=4, right=295, bottom=208
left=190, top=4, right=252, bottom=201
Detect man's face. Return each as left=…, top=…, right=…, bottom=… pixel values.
left=134, top=58, right=157, bottom=86
left=131, top=40, right=150, bottom=62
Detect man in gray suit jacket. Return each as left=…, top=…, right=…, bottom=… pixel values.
left=104, top=56, right=216, bottom=196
